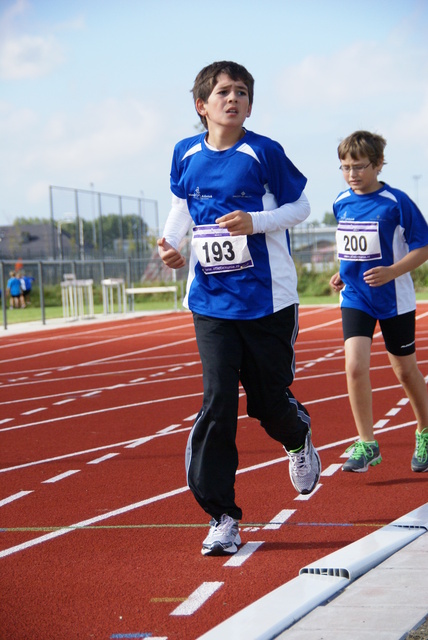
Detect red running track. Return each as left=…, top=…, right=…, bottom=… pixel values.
left=0, top=305, right=427, bottom=639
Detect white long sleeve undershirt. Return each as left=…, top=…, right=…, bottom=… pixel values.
left=162, top=191, right=310, bottom=250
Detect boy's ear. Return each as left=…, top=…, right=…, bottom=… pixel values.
left=195, top=98, right=207, bottom=117
left=247, top=104, right=252, bottom=117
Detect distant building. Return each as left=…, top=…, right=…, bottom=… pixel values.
left=290, top=225, right=337, bottom=271
left=0, top=224, right=73, bottom=260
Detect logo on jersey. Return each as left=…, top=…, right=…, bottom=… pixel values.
left=189, top=187, right=212, bottom=200
left=233, top=191, right=252, bottom=199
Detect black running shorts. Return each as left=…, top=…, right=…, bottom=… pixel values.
left=341, top=307, right=416, bottom=356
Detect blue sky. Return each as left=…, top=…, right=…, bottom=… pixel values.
left=1, top=0, right=427, bottom=234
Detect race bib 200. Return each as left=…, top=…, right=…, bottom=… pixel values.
left=336, top=221, right=382, bottom=261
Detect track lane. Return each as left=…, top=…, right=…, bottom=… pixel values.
left=1, top=306, right=427, bottom=639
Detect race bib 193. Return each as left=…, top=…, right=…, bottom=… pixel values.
left=336, top=221, right=382, bottom=261
left=192, top=224, right=254, bottom=275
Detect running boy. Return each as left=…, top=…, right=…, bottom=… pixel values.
left=330, top=130, right=428, bottom=473
left=158, top=61, right=321, bottom=556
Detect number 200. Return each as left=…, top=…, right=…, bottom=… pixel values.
left=343, top=234, right=367, bottom=252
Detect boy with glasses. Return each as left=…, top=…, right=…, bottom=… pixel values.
left=330, top=130, right=428, bottom=473
left=158, top=61, right=321, bottom=556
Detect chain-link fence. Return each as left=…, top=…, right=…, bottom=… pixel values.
left=0, top=254, right=187, bottom=330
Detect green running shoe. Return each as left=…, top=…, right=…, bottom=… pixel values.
left=411, top=428, right=428, bottom=472
left=342, top=440, right=382, bottom=473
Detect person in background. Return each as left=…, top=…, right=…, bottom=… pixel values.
left=330, top=130, right=428, bottom=473
left=6, top=271, right=25, bottom=309
left=158, top=60, right=321, bottom=556
left=19, top=272, right=35, bottom=305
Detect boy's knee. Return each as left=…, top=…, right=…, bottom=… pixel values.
left=346, top=361, right=366, bottom=381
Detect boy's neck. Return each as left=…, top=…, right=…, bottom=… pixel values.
left=205, top=126, right=246, bottom=151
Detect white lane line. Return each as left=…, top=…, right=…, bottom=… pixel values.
left=53, top=398, right=76, bottom=405
left=21, top=407, right=47, bottom=415
left=125, top=436, right=157, bottom=449
left=87, top=453, right=119, bottom=464
left=397, top=398, right=410, bottom=406
left=263, top=509, right=296, bottom=530
left=223, top=541, right=264, bottom=567
left=374, top=419, right=390, bottom=429
left=0, top=327, right=194, bottom=366
left=0, top=391, right=203, bottom=434
left=0, top=418, right=14, bottom=424
left=42, top=470, right=80, bottom=484
left=170, top=582, right=223, bottom=616
left=0, top=491, right=33, bottom=507
left=184, top=413, right=198, bottom=422
left=299, top=318, right=343, bottom=333
left=321, top=463, right=342, bottom=476
left=82, top=391, right=101, bottom=397
left=0, top=418, right=420, bottom=558
left=0, top=485, right=189, bottom=558
left=386, top=408, right=401, bottom=417
left=157, top=424, right=182, bottom=434
left=1, top=418, right=418, bottom=476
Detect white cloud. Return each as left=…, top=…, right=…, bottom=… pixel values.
left=23, top=98, right=162, bottom=174
left=392, top=93, right=428, bottom=153
left=0, top=33, right=64, bottom=79
left=27, top=180, right=50, bottom=204
left=277, top=40, right=425, bottom=110
left=0, top=100, right=38, bottom=134
left=0, top=0, right=70, bottom=80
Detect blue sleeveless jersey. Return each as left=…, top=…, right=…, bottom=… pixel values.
left=333, top=184, right=428, bottom=319
left=170, top=130, right=307, bottom=319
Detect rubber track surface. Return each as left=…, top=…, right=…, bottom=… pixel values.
left=1, top=305, right=427, bottom=639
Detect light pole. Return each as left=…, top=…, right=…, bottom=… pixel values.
left=90, top=182, right=97, bottom=251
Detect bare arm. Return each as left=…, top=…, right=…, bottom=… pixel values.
left=363, top=245, right=428, bottom=287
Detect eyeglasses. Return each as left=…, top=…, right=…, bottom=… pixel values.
left=339, top=162, right=372, bottom=173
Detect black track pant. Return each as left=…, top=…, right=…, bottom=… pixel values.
left=185, top=304, right=310, bottom=521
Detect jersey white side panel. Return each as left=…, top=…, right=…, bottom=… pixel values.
left=392, top=224, right=416, bottom=315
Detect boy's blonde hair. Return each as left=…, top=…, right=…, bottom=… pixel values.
left=192, top=61, right=254, bottom=129
left=338, top=130, right=387, bottom=166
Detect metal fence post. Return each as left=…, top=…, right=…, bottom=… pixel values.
left=38, top=261, right=46, bottom=325
left=1, top=262, right=7, bottom=330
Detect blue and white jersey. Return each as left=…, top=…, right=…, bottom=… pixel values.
left=170, top=129, right=307, bottom=320
left=333, top=183, right=428, bottom=319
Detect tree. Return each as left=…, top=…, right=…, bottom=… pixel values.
left=322, top=212, right=337, bottom=226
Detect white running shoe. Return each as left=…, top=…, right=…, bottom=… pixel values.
left=286, top=430, right=321, bottom=495
left=201, top=514, right=241, bottom=556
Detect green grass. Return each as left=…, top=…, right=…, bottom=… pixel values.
left=2, top=298, right=180, bottom=325
left=3, top=290, right=428, bottom=326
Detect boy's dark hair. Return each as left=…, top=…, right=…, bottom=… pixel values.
left=192, top=61, right=254, bottom=129
left=338, top=130, right=387, bottom=166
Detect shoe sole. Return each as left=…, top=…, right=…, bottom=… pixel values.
left=411, top=465, right=428, bottom=472
left=201, top=541, right=239, bottom=556
left=342, top=455, right=382, bottom=473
